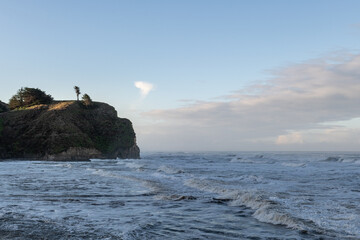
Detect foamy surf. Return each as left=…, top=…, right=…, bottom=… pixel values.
left=1, top=152, right=359, bottom=239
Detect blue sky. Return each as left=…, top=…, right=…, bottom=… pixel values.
left=1, top=0, right=360, bottom=151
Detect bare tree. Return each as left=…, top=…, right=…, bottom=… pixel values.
left=74, top=86, right=81, bottom=101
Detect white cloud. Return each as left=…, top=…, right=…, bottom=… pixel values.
left=134, top=81, right=154, bottom=98
left=138, top=52, right=360, bottom=151
left=276, top=132, right=303, bottom=145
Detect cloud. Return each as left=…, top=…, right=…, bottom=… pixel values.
left=276, top=132, right=303, bottom=145
left=138, top=53, right=360, bottom=151
left=134, top=81, right=154, bottom=97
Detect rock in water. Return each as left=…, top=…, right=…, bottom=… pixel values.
left=0, top=101, right=140, bottom=160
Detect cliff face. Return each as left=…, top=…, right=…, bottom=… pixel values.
left=0, top=101, right=140, bottom=160
left=0, top=101, right=8, bottom=113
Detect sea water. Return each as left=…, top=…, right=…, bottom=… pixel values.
left=0, top=152, right=359, bottom=239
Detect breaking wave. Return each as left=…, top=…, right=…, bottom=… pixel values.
left=184, top=178, right=306, bottom=230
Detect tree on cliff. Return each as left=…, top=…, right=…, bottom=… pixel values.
left=74, top=86, right=81, bottom=101
left=82, top=94, right=93, bottom=107
left=8, top=87, right=53, bottom=110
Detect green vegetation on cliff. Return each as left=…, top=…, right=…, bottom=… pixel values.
left=9, top=87, right=53, bottom=110
left=82, top=94, right=93, bottom=107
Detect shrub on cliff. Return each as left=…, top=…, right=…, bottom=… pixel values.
left=82, top=94, right=93, bottom=107
left=9, top=87, right=53, bottom=110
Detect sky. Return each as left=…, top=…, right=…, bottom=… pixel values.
left=1, top=0, right=360, bottom=151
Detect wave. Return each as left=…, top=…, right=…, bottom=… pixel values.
left=321, top=156, right=360, bottom=164
left=184, top=178, right=305, bottom=230
left=59, top=163, right=73, bottom=168
left=87, top=168, right=118, bottom=178
left=230, top=157, right=255, bottom=163
left=151, top=172, right=177, bottom=181
left=281, top=162, right=306, bottom=168
left=47, top=163, right=73, bottom=168
left=123, top=162, right=145, bottom=171
left=157, top=165, right=184, bottom=174
left=122, top=221, right=161, bottom=240
left=233, top=175, right=264, bottom=183
left=323, top=156, right=342, bottom=162
left=155, top=194, right=197, bottom=201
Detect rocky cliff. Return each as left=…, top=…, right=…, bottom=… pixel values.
left=0, top=101, right=140, bottom=160
left=0, top=101, right=8, bottom=113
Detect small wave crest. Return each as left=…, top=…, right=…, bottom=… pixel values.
left=230, top=157, right=255, bottom=163
left=157, top=165, right=184, bottom=174
left=281, top=162, right=306, bottom=168
left=237, top=175, right=264, bottom=183
left=252, top=205, right=302, bottom=229
left=323, top=156, right=342, bottom=162
left=155, top=194, right=197, bottom=201
left=60, top=163, right=73, bottom=168
left=123, top=162, right=145, bottom=171
left=87, top=168, right=118, bottom=178
left=49, top=163, right=73, bottom=168
left=321, top=156, right=360, bottom=164
left=151, top=172, right=177, bottom=181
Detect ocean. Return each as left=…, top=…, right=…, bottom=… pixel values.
left=0, top=152, right=359, bottom=239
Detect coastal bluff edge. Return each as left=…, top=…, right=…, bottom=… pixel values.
left=0, top=101, right=140, bottom=161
